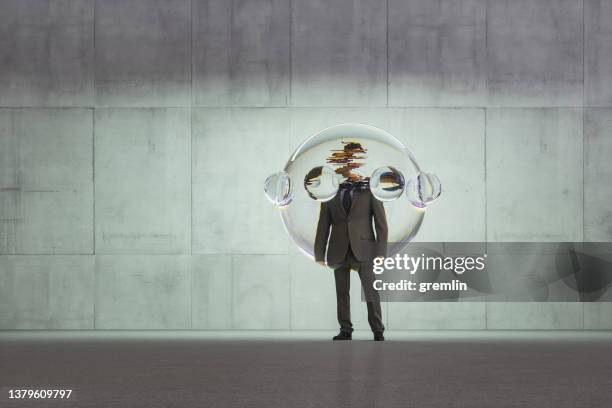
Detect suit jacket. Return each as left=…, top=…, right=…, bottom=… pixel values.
left=314, top=188, right=388, bottom=266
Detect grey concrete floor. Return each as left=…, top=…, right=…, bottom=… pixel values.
left=1, top=331, right=611, bottom=408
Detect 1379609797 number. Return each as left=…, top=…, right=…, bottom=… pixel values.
left=8, top=389, right=72, bottom=399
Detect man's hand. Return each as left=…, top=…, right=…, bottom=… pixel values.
left=316, top=261, right=327, bottom=267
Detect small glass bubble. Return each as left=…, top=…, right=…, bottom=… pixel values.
left=370, top=166, right=405, bottom=202
left=264, top=171, right=292, bottom=206
left=407, top=172, right=441, bottom=208
left=304, top=165, right=339, bottom=202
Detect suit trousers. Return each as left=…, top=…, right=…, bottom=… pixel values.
left=333, top=245, right=385, bottom=333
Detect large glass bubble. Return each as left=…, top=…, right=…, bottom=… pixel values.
left=265, top=123, right=441, bottom=260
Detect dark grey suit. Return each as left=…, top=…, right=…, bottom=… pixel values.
left=314, top=188, right=387, bottom=333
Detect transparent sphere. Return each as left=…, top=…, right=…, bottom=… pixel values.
left=303, top=165, right=339, bottom=202
left=264, top=171, right=292, bottom=206
left=266, top=123, right=440, bottom=260
left=406, top=172, right=442, bottom=208
left=370, top=166, right=405, bottom=201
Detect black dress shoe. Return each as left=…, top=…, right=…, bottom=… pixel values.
left=374, top=332, right=385, bottom=341
left=333, top=331, right=352, bottom=341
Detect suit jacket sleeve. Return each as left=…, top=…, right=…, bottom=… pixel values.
left=371, top=193, right=388, bottom=258
left=314, top=202, right=331, bottom=262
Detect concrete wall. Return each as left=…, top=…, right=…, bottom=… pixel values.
left=1, top=0, right=611, bottom=330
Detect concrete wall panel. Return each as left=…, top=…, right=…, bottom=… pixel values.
left=389, top=0, right=486, bottom=106
left=95, top=255, right=191, bottom=329
left=290, top=254, right=337, bottom=330
left=95, top=0, right=191, bottom=106
left=291, top=0, right=387, bottom=106
left=0, top=0, right=94, bottom=107
left=192, top=0, right=290, bottom=106
left=0, top=255, right=94, bottom=329
left=584, top=109, right=612, bottom=241
left=192, top=254, right=233, bottom=329
left=0, top=109, right=93, bottom=254
left=585, top=0, right=612, bottom=106
left=486, top=303, right=583, bottom=330
left=192, top=108, right=291, bottom=254
left=232, top=255, right=290, bottom=329
left=584, top=303, right=612, bottom=329
left=487, top=0, right=583, bottom=107
left=94, top=108, right=191, bottom=254
left=388, top=303, right=486, bottom=330
left=486, top=109, right=583, bottom=241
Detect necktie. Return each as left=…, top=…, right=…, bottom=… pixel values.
left=342, top=188, right=352, bottom=214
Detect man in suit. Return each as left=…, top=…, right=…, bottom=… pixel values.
left=314, top=182, right=388, bottom=341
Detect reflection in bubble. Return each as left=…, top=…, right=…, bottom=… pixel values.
left=370, top=166, right=405, bottom=202
left=304, top=166, right=339, bottom=202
